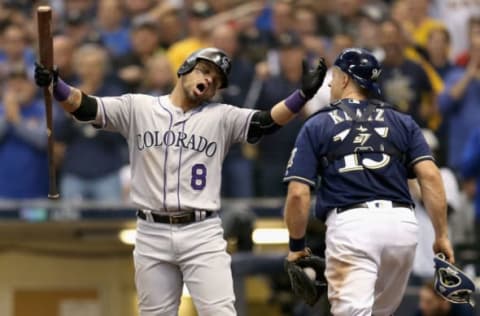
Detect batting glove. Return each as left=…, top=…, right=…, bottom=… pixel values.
left=300, top=58, right=327, bottom=100
left=34, top=62, right=59, bottom=87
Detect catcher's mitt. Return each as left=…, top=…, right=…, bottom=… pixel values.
left=284, top=254, right=327, bottom=306
left=434, top=253, right=476, bottom=306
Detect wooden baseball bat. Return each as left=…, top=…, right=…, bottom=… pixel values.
left=37, top=6, right=59, bottom=199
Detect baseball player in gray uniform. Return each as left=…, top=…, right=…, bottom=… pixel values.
left=35, top=48, right=327, bottom=315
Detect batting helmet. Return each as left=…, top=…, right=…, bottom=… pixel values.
left=334, top=48, right=381, bottom=95
left=434, top=253, right=476, bottom=306
left=177, top=47, right=231, bottom=88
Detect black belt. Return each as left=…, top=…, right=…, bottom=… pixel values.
left=337, top=202, right=412, bottom=214
left=137, top=209, right=214, bottom=224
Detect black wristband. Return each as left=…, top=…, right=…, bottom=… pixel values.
left=71, top=92, right=98, bottom=121
left=289, top=236, right=306, bottom=252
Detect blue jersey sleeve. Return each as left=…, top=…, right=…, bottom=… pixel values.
left=405, top=116, right=434, bottom=175
left=283, top=123, right=320, bottom=187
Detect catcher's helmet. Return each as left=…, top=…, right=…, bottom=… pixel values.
left=177, top=47, right=231, bottom=88
left=334, top=48, right=381, bottom=95
left=434, top=253, right=476, bottom=306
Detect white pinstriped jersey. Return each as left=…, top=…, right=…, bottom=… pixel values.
left=95, top=94, right=256, bottom=212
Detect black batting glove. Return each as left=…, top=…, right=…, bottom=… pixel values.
left=34, top=62, right=59, bottom=87
left=300, top=58, right=327, bottom=100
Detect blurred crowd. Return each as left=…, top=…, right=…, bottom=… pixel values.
left=1, top=0, right=480, bottom=286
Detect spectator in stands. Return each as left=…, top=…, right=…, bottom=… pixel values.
left=53, top=36, right=78, bottom=85
left=55, top=45, right=127, bottom=201
left=0, top=23, right=35, bottom=78
left=0, top=0, right=33, bottom=17
left=390, top=0, right=409, bottom=28
left=140, top=53, right=174, bottom=96
left=455, top=16, right=480, bottom=67
left=260, top=0, right=296, bottom=48
left=356, top=7, right=384, bottom=61
left=438, top=22, right=480, bottom=172
left=64, top=10, right=101, bottom=47
left=378, top=19, right=437, bottom=129
left=424, top=26, right=454, bottom=166
left=254, top=32, right=305, bottom=197
left=97, top=0, right=132, bottom=57
left=325, top=0, right=363, bottom=38
left=402, top=0, right=445, bottom=52
left=462, top=127, right=480, bottom=259
left=415, top=281, right=474, bottom=316
left=166, top=1, right=263, bottom=77
left=123, top=0, right=155, bottom=19
left=0, top=65, right=48, bottom=198
left=390, top=1, right=445, bottom=108
left=426, top=27, right=454, bottom=79
left=114, top=18, right=160, bottom=93
left=63, top=0, right=96, bottom=19
left=155, top=6, right=184, bottom=49
left=166, top=1, right=214, bottom=77
left=430, top=0, right=480, bottom=60
left=210, top=23, right=256, bottom=198
left=293, top=3, right=325, bottom=59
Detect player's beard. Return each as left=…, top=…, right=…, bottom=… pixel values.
left=181, top=81, right=205, bottom=105
left=186, top=84, right=214, bottom=103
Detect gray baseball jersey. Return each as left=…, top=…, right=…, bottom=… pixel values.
left=95, top=94, right=256, bottom=212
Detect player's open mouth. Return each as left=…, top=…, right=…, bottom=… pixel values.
left=195, top=83, right=207, bottom=96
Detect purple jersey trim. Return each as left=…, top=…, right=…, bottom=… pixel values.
left=158, top=97, right=173, bottom=212
left=177, top=121, right=187, bottom=212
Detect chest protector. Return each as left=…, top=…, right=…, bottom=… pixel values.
left=322, top=99, right=404, bottom=168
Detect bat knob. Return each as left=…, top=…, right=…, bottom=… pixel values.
left=37, top=6, right=52, bottom=13
left=48, top=193, right=60, bottom=200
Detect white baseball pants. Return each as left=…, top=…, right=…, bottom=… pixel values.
left=325, top=201, right=418, bottom=316
left=133, top=216, right=236, bottom=316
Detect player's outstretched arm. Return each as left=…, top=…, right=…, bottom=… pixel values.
left=247, top=59, right=326, bottom=142
left=34, top=62, right=98, bottom=122
left=414, top=159, right=455, bottom=263
left=272, top=58, right=327, bottom=125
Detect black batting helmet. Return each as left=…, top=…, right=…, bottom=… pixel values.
left=334, top=48, right=381, bottom=95
left=177, top=47, right=231, bottom=88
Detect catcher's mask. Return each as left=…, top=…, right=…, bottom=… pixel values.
left=434, top=253, right=476, bottom=306
left=177, top=47, right=231, bottom=89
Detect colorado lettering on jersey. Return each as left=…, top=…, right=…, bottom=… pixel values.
left=136, top=130, right=218, bottom=157
left=328, top=108, right=385, bottom=125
